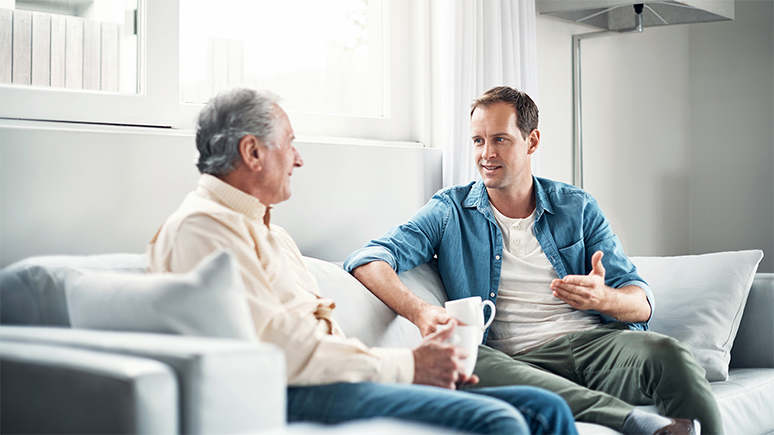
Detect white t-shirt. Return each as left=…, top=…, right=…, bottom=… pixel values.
left=486, top=202, right=600, bottom=356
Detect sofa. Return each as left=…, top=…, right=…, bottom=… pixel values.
left=1, top=249, right=772, bottom=434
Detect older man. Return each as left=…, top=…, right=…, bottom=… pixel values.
left=346, top=86, right=721, bottom=435
left=147, top=87, right=577, bottom=435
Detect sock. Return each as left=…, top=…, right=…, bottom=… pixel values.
left=622, top=409, right=673, bottom=435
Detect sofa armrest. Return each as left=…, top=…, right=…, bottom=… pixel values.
left=730, top=273, right=774, bottom=369
left=1, top=340, right=178, bottom=434
left=0, top=326, right=286, bottom=434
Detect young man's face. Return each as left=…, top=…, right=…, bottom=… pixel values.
left=258, top=107, right=304, bottom=205
left=471, top=102, right=538, bottom=194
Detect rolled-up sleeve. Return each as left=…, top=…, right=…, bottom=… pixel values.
left=581, top=196, right=654, bottom=329
left=344, top=195, right=448, bottom=274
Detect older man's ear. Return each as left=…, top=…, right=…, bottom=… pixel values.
left=239, top=135, right=264, bottom=172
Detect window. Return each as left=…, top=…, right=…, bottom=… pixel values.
left=0, top=0, right=425, bottom=143
left=1, top=0, right=139, bottom=93
left=180, top=0, right=384, bottom=117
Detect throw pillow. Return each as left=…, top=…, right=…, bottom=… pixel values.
left=630, top=250, right=763, bottom=382
left=0, top=253, right=146, bottom=326
left=66, top=250, right=257, bottom=340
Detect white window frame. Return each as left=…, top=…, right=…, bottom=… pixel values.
left=0, top=0, right=180, bottom=127
left=0, top=0, right=428, bottom=144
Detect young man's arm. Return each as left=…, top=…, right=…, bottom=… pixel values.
left=352, top=261, right=451, bottom=337
left=346, top=196, right=451, bottom=336
left=550, top=194, right=653, bottom=324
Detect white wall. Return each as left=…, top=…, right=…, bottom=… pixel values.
left=687, top=0, right=774, bottom=272
left=0, top=120, right=442, bottom=266
left=536, top=0, right=774, bottom=272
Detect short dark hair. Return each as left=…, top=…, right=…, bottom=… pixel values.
left=470, top=86, right=539, bottom=139
left=195, top=88, right=280, bottom=176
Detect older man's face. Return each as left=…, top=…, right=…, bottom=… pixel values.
left=259, top=106, right=304, bottom=205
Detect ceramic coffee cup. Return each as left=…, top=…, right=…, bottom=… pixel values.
left=445, top=296, right=496, bottom=329
left=445, top=325, right=483, bottom=376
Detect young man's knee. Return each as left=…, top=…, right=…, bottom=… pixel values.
left=642, top=333, right=700, bottom=376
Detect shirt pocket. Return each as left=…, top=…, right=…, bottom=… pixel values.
left=557, top=239, right=585, bottom=275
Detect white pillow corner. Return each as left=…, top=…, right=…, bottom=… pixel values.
left=631, top=249, right=764, bottom=382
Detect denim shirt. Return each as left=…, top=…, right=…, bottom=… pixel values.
left=344, top=176, right=654, bottom=341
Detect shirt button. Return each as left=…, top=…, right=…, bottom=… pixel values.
left=495, top=255, right=501, bottom=260
left=515, top=239, right=520, bottom=244
left=490, top=293, right=496, bottom=297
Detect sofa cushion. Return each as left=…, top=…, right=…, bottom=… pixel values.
left=0, top=339, right=178, bottom=435
left=713, top=368, right=774, bottom=435
left=396, top=259, right=448, bottom=308
left=0, top=326, right=285, bottom=434
left=304, top=257, right=424, bottom=349
left=65, top=250, right=257, bottom=340
left=631, top=250, right=763, bottom=382
left=0, top=253, right=146, bottom=326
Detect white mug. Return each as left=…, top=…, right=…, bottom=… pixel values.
left=445, top=325, right=483, bottom=377
left=445, top=296, right=496, bottom=329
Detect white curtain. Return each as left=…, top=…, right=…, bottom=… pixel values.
left=430, top=0, right=539, bottom=188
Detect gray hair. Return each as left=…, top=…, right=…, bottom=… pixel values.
left=195, top=88, right=281, bottom=176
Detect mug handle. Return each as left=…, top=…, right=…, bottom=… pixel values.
left=482, top=299, right=496, bottom=329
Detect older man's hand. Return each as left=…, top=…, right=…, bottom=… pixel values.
left=411, top=321, right=479, bottom=389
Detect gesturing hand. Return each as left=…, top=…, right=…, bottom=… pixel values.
left=550, top=250, right=611, bottom=312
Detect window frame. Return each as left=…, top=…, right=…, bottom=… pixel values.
left=0, top=0, right=427, bottom=144
left=0, top=0, right=180, bottom=127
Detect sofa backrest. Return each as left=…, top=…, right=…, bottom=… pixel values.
left=731, top=273, right=774, bottom=369
left=304, top=257, right=447, bottom=350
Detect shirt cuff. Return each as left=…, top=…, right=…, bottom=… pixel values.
left=369, top=347, right=414, bottom=384
left=343, top=246, right=397, bottom=272
left=620, top=279, right=654, bottom=320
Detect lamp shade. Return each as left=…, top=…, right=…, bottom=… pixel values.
left=538, top=1, right=733, bottom=32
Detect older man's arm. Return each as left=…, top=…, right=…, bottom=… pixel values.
left=151, top=213, right=472, bottom=388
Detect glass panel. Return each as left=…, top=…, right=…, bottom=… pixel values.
left=0, top=0, right=140, bottom=93
left=180, top=0, right=384, bottom=117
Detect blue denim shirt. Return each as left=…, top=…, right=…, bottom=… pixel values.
left=344, top=176, right=653, bottom=341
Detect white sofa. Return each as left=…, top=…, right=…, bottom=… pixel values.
left=1, top=249, right=772, bottom=434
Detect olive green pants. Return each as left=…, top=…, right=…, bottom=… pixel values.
left=465, top=323, right=723, bottom=434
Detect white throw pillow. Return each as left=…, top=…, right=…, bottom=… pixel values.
left=66, top=250, right=257, bottom=340
left=630, top=250, right=763, bottom=382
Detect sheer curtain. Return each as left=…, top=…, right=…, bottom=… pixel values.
left=430, top=0, right=539, bottom=188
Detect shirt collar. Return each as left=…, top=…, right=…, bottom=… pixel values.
left=196, top=174, right=271, bottom=225
left=533, top=176, right=553, bottom=217
left=463, top=176, right=555, bottom=219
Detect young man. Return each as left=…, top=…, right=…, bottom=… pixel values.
left=346, top=86, right=720, bottom=435
left=147, top=87, right=577, bottom=435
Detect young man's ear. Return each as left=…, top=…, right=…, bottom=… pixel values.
left=527, top=129, right=541, bottom=155
left=239, top=135, right=264, bottom=171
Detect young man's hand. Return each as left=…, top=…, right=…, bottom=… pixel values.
left=550, top=250, right=610, bottom=312
left=550, top=250, right=651, bottom=322
left=412, top=304, right=453, bottom=337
